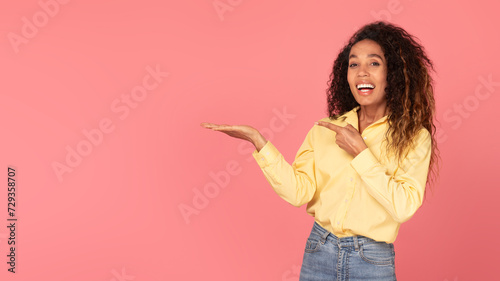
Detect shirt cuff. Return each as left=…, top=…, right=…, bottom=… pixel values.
left=350, top=147, right=380, bottom=175
left=252, top=141, right=280, bottom=168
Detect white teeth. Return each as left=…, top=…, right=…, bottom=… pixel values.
left=357, top=84, right=375, bottom=89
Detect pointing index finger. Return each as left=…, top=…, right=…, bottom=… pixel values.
left=315, top=121, right=342, bottom=133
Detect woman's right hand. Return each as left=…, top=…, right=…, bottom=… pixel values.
left=200, top=122, right=268, bottom=152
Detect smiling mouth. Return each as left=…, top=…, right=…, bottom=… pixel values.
left=356, top=83, right=375, bottom=95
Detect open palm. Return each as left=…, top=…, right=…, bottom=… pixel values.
left=200, top=122, right=267, bottom=151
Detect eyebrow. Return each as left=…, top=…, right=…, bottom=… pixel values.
left=349, top=54, right=384, bottom=60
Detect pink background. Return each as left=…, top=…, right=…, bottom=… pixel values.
left=1, top=0, right=499, bottom=280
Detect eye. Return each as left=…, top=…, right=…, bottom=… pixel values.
left=371, top=62, right=380, bottom=66
left=349, top=63, right=357, bottom=68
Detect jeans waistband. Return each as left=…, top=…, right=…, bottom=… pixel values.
left=312, top=221, right=389, bottom=251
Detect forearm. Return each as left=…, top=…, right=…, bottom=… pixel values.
left=251, top=131, right=268, bottom=152
left=252, top=140, right=316, bottom=207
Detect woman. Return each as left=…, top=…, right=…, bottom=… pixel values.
left=201, top=21, right=438, bottom=280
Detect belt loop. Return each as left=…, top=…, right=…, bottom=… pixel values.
left=353, top=235, right=359, bottom=251
left=320, top=231, right=329, bottom=244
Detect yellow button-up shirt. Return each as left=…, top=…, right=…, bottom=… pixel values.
left=252, top=106, right=432, bottom=243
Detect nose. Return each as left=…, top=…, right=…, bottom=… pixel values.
left=357, top=64, right=368, bottom=77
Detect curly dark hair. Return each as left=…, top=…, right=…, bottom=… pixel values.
left=326, top=21, right=439, bottom=189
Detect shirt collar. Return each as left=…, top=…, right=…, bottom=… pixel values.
left=344, top=106, right=388, bottom=131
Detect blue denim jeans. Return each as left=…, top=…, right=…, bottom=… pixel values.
left=299, top=221, right=397, bottom=281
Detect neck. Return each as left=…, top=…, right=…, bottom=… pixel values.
left=357, top=104, right=388, bottom=123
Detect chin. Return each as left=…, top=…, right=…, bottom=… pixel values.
left=354, top=97, right=386, bottom=108
left=354, top=98, right=373, bottom=106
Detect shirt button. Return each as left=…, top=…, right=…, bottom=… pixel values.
left=344, top=199, right=348, bottom=203
left=260, top=157, right=265, bottom=161
left=266, top=152, right=270, bottom=155
left=337, top=221, right=340, bottom=225
left=363, top=136, right=367, bottom=140
left=350, top=177, right=353, bottom=182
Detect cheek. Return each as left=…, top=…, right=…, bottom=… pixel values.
left=380, top=68, right=388, bottom=84
left=347, top=71, right=356, bottom=87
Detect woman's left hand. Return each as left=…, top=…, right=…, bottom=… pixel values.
left=315, top=121, right=368, bottom=157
